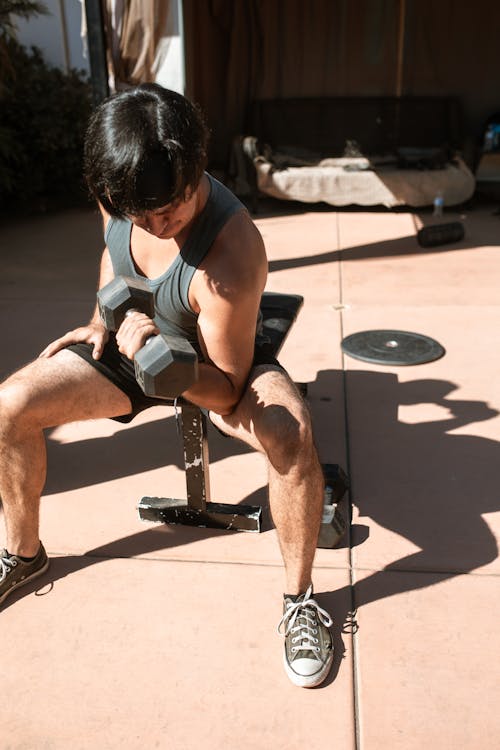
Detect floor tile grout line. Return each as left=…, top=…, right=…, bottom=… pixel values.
left=44, top=550, right=354, bottom=570
left=332, top=211, right=500, bottom=750
left=340, top=565, right=500, bottom=578
left=336, top=211, right=362, bottom=750
left=45, top=549, right=500, bottom=577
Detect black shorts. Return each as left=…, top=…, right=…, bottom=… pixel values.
left=67, top=333, right=284, bottom=424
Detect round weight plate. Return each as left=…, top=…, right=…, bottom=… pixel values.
left=341, top=330, right=445, bottom=366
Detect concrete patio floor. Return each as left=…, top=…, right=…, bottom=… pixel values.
left=1, top=196, right=499, bottom=749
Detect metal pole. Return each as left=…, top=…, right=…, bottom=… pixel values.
left=58, top=0, right=70, bottom=74
left=84, top=0, right=109, bottom=105
left=177, top=0, right=186, bottom=94
left=396, top=0, right=406, bottom=97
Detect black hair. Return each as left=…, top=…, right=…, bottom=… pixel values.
left=83, top=84, right=209, bottom=218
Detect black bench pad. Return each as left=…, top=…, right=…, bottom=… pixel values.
left=259, top=292, right=304, bottom=358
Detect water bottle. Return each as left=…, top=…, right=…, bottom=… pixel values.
left=433, top=192, right=444, bottom=217
left=484, top=125, right=495, bottom=152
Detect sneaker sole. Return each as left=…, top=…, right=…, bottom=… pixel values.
left=0, top=557, right=50, bottom=606
left=283, top=649, right=334, bottom=688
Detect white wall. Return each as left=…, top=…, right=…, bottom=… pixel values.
left=153, top=0, right=185, bottom=94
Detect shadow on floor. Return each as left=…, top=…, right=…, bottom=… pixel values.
left=313, top=367, right=499, bottom=637
left=2, top=368, right=498, bottom=690
left=43, top=411, right=252, bottom=494
left=4, top=367, right=497, bottom=580
left=268, top=222, right=499, bottom=274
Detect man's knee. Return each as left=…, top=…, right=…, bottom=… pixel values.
left=255, top=398, right=314, bottom=474
left=0, top=371, right=42, bottom=433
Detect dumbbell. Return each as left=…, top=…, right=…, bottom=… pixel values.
left=417, top=221, right=465, bottom=248
left=317, top=464, right=350, bottom=549
left=97, top=275, right=198, bottom=398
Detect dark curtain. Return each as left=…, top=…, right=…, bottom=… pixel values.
left=183, top=0, right=500, bottom=168
left=183, top=0, right=401, bottom=166
left=403, top=1, right=499, bottom=140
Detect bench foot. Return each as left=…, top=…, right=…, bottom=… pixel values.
left=138, top=497, right=262, bottom=532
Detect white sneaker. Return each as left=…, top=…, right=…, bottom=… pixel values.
left=277, top=584, right=333, bottom=687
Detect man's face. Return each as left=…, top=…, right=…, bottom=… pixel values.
left=127, top=188, right=197, bottom=240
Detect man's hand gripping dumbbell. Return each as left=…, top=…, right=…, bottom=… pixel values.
left=97, top=275, right=198, bottom=399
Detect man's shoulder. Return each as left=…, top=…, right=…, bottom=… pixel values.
left=206, top=172, right=244, bottom=207
left=202, top=211, right=266, bottom=295
left=214, top=208, right=264, bottom=261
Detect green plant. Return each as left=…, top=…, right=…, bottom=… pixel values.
left=0, top=0, right=46, bottom=31
left=0, top=0, right=47, bottom=84
left=0, top=38, right=92, bottom=212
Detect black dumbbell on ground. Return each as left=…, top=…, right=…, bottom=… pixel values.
left=417, top=221, right=464, bottom=248
left=97, top=275, right=198, bottom=398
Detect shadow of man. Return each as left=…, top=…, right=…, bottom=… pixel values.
left=4, top=366, right=498, bottom=688
left=312, top=368, right=499, bottom=637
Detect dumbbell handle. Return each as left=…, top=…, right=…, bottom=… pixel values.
left=124, top=308, right=156, bottom=344
left=97, top=276, right=198, bottom=398
left=123, top=309, right=198, bottom=399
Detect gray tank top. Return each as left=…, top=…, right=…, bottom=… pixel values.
left=104, top=174, right=246, bottom=354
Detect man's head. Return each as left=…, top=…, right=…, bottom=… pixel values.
left=84, top=84, right=209, bottom=219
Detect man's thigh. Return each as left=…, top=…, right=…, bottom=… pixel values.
left=209, top=364, right=306, bottom=452
left=1, top=349, right=132, bottom=428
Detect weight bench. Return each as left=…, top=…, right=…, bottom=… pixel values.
left=138, top=292, right=349, bottom=544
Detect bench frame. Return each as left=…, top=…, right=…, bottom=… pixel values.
left=138, top=292, right=304, bottom=533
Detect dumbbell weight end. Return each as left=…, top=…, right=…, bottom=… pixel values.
left=417, top=221, right=464, bottom=248
left=97, top=276, right=155, bottom=330
left=317, top=464, right=350, bottom=549
left=134, top=334, right=199, bottom=398
left=97, top=275, right=198, bottom=399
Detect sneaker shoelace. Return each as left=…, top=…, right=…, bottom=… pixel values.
left=277, top=584, right=333, bottom=657
left=0, top=551, right=18, bottom=583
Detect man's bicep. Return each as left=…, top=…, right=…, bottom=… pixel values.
left=197, top=292, right=260, bottom=389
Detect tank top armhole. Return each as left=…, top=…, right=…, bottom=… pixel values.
left=179, top=264, right=198, bottom=314
left=182, top=204, right=246, bottom=268
left=179, top=204, right=247, bottom=316
left=179, top=178, right=247, bottom=313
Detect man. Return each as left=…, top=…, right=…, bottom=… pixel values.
left=0, top=84, right=333, bottom=688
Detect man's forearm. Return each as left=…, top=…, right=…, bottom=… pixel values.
left=181, top=362, right=245, bottom=415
